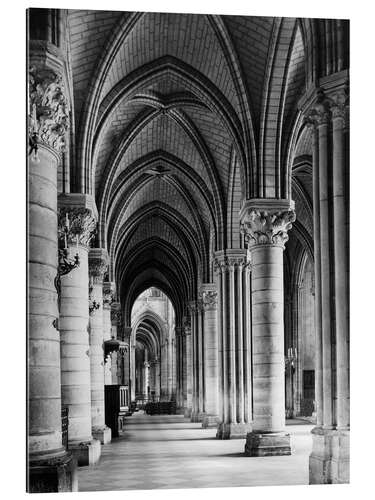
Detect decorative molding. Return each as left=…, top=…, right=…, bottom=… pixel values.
left=202, top=290, right=218, bottom=310
left=304, top=88, right=349, bottom=129
left=89, top=258, right=108, bottom=284
left=182, top=316, right=191, bottom=336
left=58, top=208, right=97, bottom=248
left=240, top=205, right=295, bottom=249
left=28, top=66, right=69, bottom=153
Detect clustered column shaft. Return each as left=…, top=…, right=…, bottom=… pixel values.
left=88, top=249, right=112, bottom=445
left=214, top=250, right=252, bottom=439
left=306, top=88, right=349, bottom=484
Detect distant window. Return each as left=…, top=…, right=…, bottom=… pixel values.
left=150, top=288, right=161, bottom=297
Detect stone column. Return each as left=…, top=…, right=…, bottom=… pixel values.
left=201, top=285, right=220, bottom=428
left=110, top=302, right=121, bottom=386
left=189, top=301, right=201, bottom=421
left=183, top=316, right=193, bottom=417
left=143, top=361, right=150, bottom=400
left=88, top=249, right=111, bottom=444
left=306, top=88, right=350, bottom=484
left=123, top=326, right=132, bottom=390
left=241, top=199, right=295, bottom=456
left=28, top=64, right=77, bottom=492
left=175, top=327, right=185, bottom=412
left=103, top=282, right=115, bottom=343
left=58, top=194, right=101, bottom=466
left=214, top=250, right=253, bottom=439
left=331, top=93, right=350, bottom=432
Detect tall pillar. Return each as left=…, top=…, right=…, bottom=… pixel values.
left=110, top=302, right=121, bottom=386
left=123, top=327, right=132, bottom=390
left=214, top=250, right=253, bottom=439
left=183, top=316, right=193, bottom=417
left=201, top=285, right=220, bottom=428
left=103, top=282, right=115, bottom=343
left=28, top=64, right=77, bottom=492
left=241, top=199, right=295, bottom=455
left=175, top=327, right=185, bottom=412
left=58, top=194, right=101, bottom=466
left=306, top=87, right=350, bottom=484
left=143, top=361, right=150, bottom=400
left=189, top=301, right=201, bottom=421
left=88, top=249, right=111, bottom=444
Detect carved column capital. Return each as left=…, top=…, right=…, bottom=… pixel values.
left=103, top=282, right=115, bottom=309
left=58, top=194, right=98, bottom=249
left=28, top=65, right=69, bottom=155
left=88, top=249, right=109, bottom=284
left=110, top=302, right=122, bottom=326
left=182, top=316, right=191, bottom=336
left=202, top=290, right=218, bottom=310
left=240, top=199, right=295, bottom=249
left=213, top=250, right=249, bottom=272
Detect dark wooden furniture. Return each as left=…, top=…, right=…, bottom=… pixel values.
left=61, top=405, right=69, bottom=450
left=105, top=385, right=129, bottom=437
left=144, top=401, right=177, bottom=415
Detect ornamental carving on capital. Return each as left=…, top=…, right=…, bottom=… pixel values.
left=103, top=288, right=114, bottom=309
left=304, top=88, right=349, bottom=129
left=110, top=308, right=122, bottom=326
left=202, top=290, right=218, bottom=310
left=240, top=208, right=295, bottom=249
left=182, top=316, right=191, bottom=336
left=213, top=255, right=249, bottom=272
left=28, top=66, right=69, bottom=153
left=89, top=258, right=108, bottom=284
left=58, top=208, right=97, bottom=248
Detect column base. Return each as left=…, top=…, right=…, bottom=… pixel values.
left=190, top=411, right=204, bottom=422
left=244, top=431, right=291, bottom=456
left=309, top=426, right=350, bottom=484
left=92, top=425, right=112, bottom=444
left=28, top=451, right=78, bottom=493
left=69, top=438, right=101, bottom=466
left=217, top=422, right=252, bottom=439
left=184, top=407, right=192, bottom=418
left=202, top=414, right=220, bottom=428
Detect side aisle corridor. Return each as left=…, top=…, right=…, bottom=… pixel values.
left=78, top=414, right=314, bottom=491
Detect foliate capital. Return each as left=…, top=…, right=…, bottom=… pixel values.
left=202, top=290, right=218, bottom=310
left=110, top=302, right=122, bottom=326
left=89, top=249, right=109, bottom=284
left=28, top=66, right=69, bottom=153
left=213, top=250, right=249, bottom=273
left=240, top=200, right=295, bottom=249
left=182, top=316, right=191, bottom=336
left=58, top=208, right=97, bottom=248
left=103, top=282, right=115, bottom=309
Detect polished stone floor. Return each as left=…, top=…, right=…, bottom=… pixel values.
left=77, top=413, right=314, bottom=492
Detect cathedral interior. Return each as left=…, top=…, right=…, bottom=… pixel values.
left=27, top=8, right=349, bottom=493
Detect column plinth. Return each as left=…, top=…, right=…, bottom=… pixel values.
left=241, top=199, right=295, bottom=456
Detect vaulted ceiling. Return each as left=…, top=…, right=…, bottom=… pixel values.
left=62, top=10, right=333, bottom=321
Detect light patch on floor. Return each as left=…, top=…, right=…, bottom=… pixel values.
left=77, top=414, right=314, bottom=492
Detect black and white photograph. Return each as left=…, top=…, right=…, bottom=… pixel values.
left=3, top=0, right=364, bottom=496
